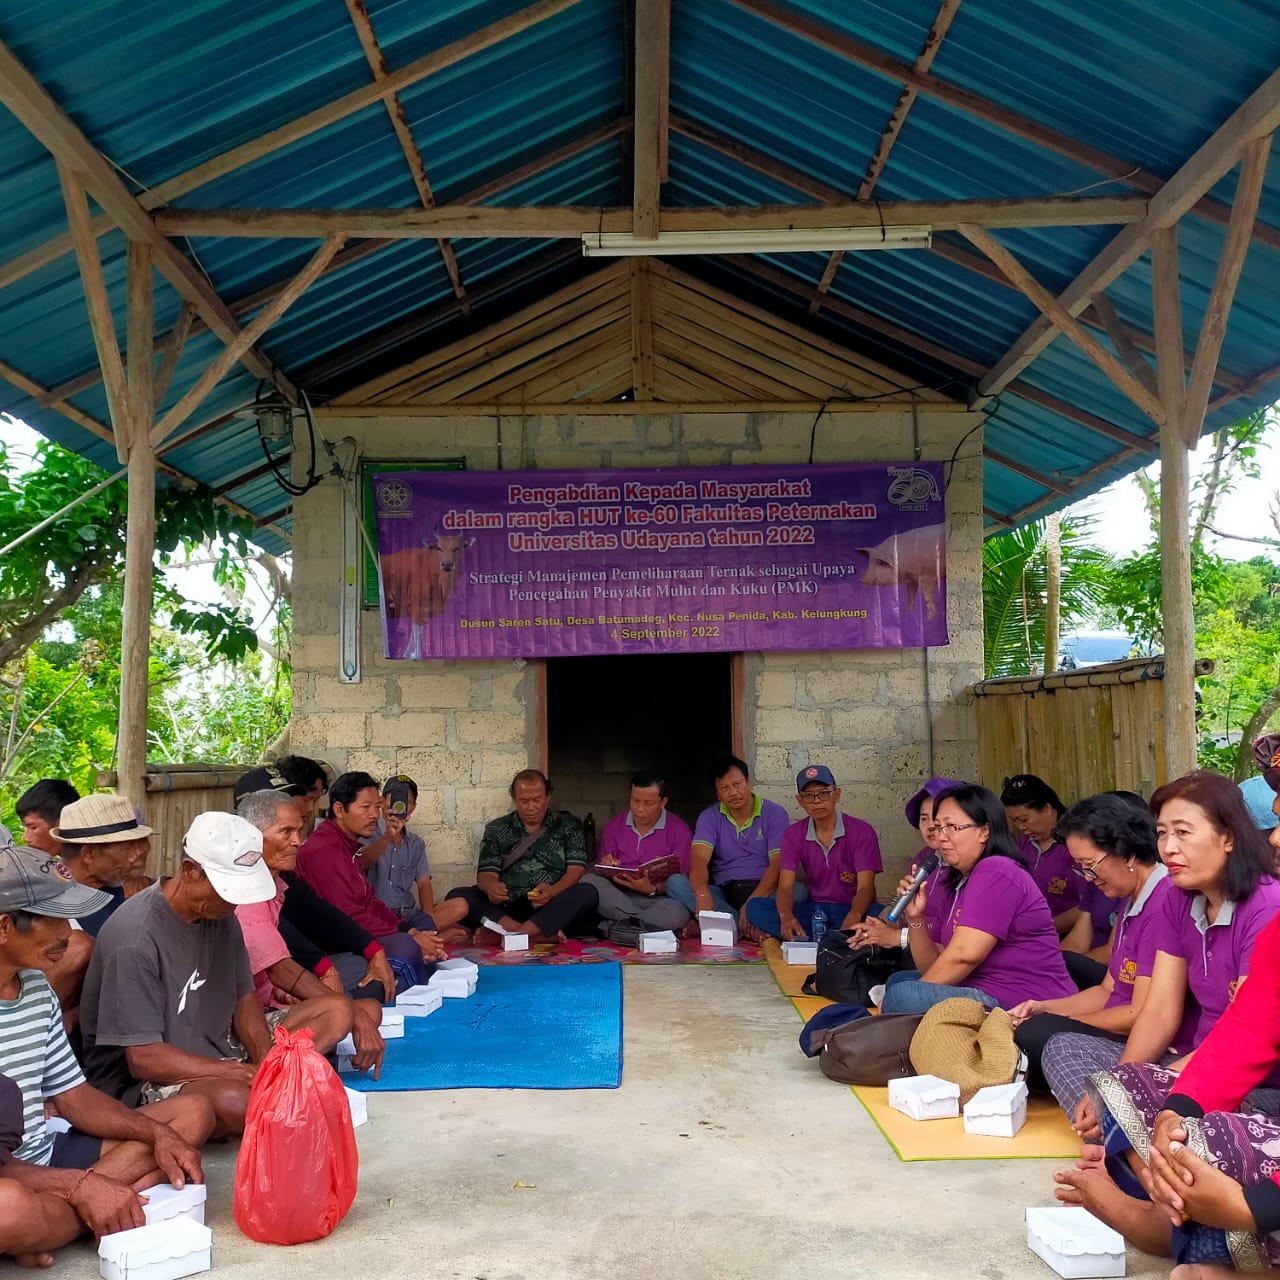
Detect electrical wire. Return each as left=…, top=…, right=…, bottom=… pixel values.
left=258, top=382, right=324, bottom=497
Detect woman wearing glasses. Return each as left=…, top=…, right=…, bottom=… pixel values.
left=874, top=784, right=1075, bottom=1014
left=1004, top=793, right=1170, bottom=1111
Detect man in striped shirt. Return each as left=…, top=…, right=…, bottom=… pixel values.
left=0, top=844, right=209, bottom=1268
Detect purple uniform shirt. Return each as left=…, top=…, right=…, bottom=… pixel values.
left=1080, top=881, right=1119, bottom=950
left=910, top=849, right=957, bottom=942
left=1103, top=866, right=1173, bottom=1010
left=1150, top=874, right=1280, bottom=1053
left=779, top=814, right=882, bottom=904
left=1019, top=835, right=1081, bottom=918
left=692, top=795, right=789, bottom=884
left=597, top=810, right=693, bottom=876
left=938, top=855, right=1076, bottom=1006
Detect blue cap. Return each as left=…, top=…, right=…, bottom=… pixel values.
left=1239, top=775, right=1278, bottom=831
left=796, top=764, right=837, bottom=790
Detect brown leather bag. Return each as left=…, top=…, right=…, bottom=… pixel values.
left=816, top=1013, right=924, bottom=1086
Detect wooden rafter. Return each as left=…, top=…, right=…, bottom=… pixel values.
left=811, top=0, right=962, bottom=313
left=58, top=165, right=130, bottom=460
left=1082, top=292, right=1157, bottom=397
left=630, top=259, right=655, bottom=398
left=154, top=194, right=1147, bottom=239
left=977, top=68, right=1280, bottom=403
left=725, top=0, right=1280, bottom=255
left=152, top=303, right=198, bottom=407
left=150, top=234, right=346, bottom=445
left=959, top=224, right=1167, bottom=425
left=1182, top=137, right=1270, bottom=445
left=632, top=0, right=670, bottom=239
left=0, top=356, right=290, bottom=542
left=0, top=0, right=587, bottom=294
left=0, top=37, right=297, bottom=400
left=342, top=0, right=471, bottom=316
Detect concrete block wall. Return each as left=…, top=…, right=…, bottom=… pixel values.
left=290, top=408, right=984, bottom=892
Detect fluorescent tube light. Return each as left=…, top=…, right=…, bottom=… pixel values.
left=581, top=225, right=933, bottom=257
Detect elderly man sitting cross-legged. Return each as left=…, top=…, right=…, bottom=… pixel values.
left=446, top=769, right=599, bottom=943
left=80, top=812, right=354, bottom=1139
left=235, top=789, right=387, bottom=1079
left=0, top=848, right=210, bottom=1269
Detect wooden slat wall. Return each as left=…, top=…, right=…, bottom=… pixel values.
left=970, top=658, right=1199, bottom=803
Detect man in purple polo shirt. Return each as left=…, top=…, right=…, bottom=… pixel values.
left=666, top=755, right=791, bottom=936
left=581, top=771, right=693, bottom=934
left=745, top=765, right=883, bottom=939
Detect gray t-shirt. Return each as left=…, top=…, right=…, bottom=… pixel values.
left=80, top=882, right=254, bottom=1102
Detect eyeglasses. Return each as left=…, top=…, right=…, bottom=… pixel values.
left=798, top=788, right=836, bottom=802
left=935, top=822, right=979, bottom=837
left=1072, top=852, right=1114, bottom=882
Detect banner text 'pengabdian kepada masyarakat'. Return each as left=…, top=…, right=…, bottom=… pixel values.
left=372, top=462, right=947, bottom=660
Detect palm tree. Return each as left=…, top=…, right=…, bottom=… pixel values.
left=983, top=516, right=1114, bottom=678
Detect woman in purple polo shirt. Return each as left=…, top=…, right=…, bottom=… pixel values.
left=877, top=784, right=1075, bottom=1014
left=1004, top=793, right=1170, bottom=1108
left=1002, top=773, right=1081, bottom=936
left=859, top=776, right=963, bottom=953
left=1049, top=771, right=1280, bottom=1147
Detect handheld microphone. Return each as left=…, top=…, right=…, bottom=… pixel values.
left=885, top=851, right=940, bottom=924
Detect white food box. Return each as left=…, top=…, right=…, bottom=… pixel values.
left=964, top=1081, right=1029, bottom=1138
left=501, top=932, right=530, bottom=951
left=428, top=973, right=477, bottom=998
left=344, top=1085, right=368, bottom=1128
left=698, top=910, right=738, bottom=947
left=99, top=1218, right=212, bottom=1280
left=437, top=956, right=480, bottom=977
left=395, top=985, right=443, bottom=1017
left=380, top=1011, right=405, bottom=1038
left=639, top=930, right=678, bottom=954
left=141, top=1184, right=206, bottom=1227
left=1025, top=1206, right=1126, bottom=1279
left=887, top=1074, right=960, bottom=1121
left=782, top=941, right=818, bottom=966
left=337, top=1054, right=355, bottom=1074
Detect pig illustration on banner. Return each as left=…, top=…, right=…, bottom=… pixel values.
left=856, top=523, right=945, bottom=621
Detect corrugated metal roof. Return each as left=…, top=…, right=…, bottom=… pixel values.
left=0, top=0, right=1278, bottom=550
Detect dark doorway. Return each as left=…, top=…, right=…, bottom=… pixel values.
left=546, top=652, right=734, bottom=831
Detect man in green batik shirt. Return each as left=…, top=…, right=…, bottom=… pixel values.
left=445, top=770, right=599, bottom=942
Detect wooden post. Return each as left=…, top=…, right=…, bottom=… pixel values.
left=117, top=240, right=155, bottom=810
left=1044, top=512, right=1061, bottom=674
left=1152, top=225, right=1196, bottom=780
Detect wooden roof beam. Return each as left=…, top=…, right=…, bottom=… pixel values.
left=0, top=0, right=589, bottom=293
left=31, top=122, right=629, bottom=411
left=960, top=224, right=1167, bottom=425
left=153, top=194, right=1148, bottom=239
left=342, top=0, right=471, bottom=317
left=977, top=68, right=1280, bottom=401
left=632, top=0, right=670, bottom=240
left=0, top=36, right=298, bottom=402
left=726, top=0, right=1280, bottom=254
left=812, top=0, right=963, bottom=312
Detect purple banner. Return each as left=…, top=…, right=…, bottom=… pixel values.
left=372, top=463, right=947, bottom=659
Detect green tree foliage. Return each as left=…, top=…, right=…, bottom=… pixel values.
left=983, top=518, right=1114, bottom=677
left=0, top=438, right=259, bottom=667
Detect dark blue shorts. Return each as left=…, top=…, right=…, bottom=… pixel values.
left=49, top=1128, right=104, bottom=1170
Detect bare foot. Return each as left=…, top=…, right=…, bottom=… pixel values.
left=1172, top=1267, right=1238, bottom=1279
left=13, top=1253, right=55, bottom=1268
left=473, top=927, right=502, bottom=946
left=1079, top=1143, right=1106, bottom=1171
left=680, top=919, right=701, bottom=940
left=437, top=925, right=471, bottom=946
left=1053, top=1162, right=1172, bottom=1256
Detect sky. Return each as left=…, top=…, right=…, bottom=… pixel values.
left=4, top=409, right=1279, bottom=575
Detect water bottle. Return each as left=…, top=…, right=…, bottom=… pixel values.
left=810, top=907, right=828, bottom=942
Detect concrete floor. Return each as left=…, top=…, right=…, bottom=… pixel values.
left=47, top=965, right=1169, bottom=1279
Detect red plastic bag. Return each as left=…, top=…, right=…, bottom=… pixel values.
left=233, top=1026, right=359, bottom=1244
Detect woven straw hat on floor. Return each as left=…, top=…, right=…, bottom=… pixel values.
left=908, top=998, right=1020, bottom=1104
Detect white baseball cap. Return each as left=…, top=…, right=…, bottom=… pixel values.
left=181, top=812, right=276, bottom=905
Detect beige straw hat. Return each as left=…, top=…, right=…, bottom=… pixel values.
left=908, top=998, right=1021, bottom=1103
left=50, top=794, right=152, bottom=844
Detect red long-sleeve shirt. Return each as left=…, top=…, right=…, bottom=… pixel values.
left=1165, top=910, right=1280, bottom=1231
left=295, top=819, right=403, bottom=938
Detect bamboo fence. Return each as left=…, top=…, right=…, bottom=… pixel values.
left=966, top=656, right=1213, bottom=803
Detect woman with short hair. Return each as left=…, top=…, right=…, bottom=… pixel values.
left=1002, top=772, right=1081, bottom=935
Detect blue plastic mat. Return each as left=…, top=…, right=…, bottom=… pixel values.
left=347, top=962, right=623, bottom=1091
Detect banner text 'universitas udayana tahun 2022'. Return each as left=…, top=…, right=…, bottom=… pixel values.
left=371, top=462, right=948, bottom=660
